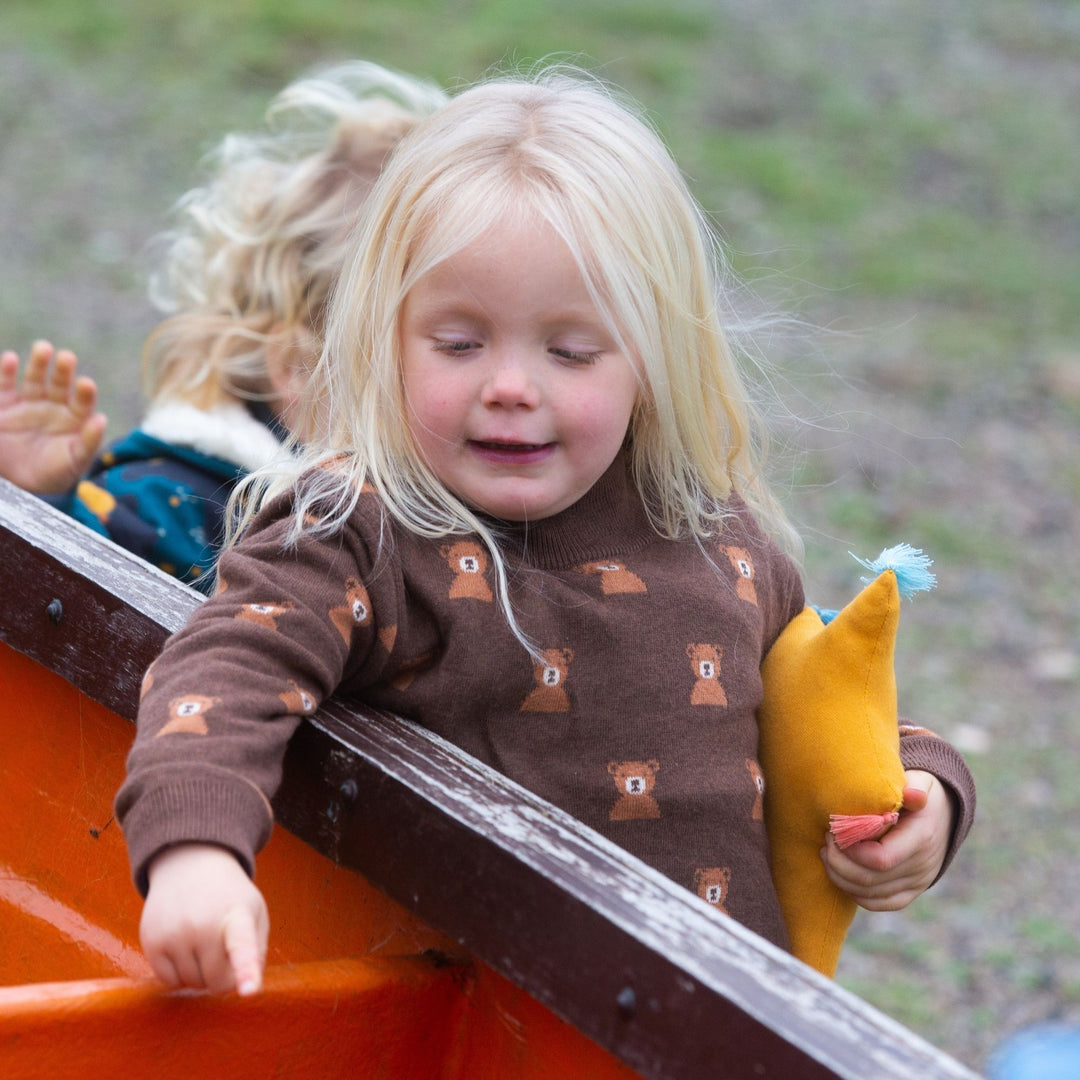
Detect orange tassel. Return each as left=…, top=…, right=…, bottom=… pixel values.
left=828, top=811, right=899, bottom=849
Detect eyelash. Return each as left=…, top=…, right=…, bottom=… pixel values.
left=431, top=340, right=601, bottom=366
left=551, top=347, right=600, bottom=366
left=432, top=339, right=476, bottom=354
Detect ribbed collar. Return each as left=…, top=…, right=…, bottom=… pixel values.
left=492, top=452, right=658, bottom=571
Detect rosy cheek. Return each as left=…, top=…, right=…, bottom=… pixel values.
left=580, top=401, right=632, bottom=437
left=423, top=397, right=453, bottom=421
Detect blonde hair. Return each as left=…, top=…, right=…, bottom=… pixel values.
left=233, top=64, right=800, bottom=648
left=142, top=61, right=447, bottom=416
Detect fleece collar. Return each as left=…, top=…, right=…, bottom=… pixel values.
left=139, top=401, right=285, bottom=473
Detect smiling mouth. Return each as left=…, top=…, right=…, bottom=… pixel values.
left=469, top=440, right=555, bottom=463
left=471, top=440, right=551, bottom=452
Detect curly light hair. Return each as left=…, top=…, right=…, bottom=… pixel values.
left=142, top=61, right=447, bottom=421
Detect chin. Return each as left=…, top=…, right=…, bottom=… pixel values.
left=474, top=497, right=560, bottom=522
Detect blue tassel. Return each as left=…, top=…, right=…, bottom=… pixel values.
left=812, top=604, right=840, bottom=625
left=849, top=543, right=936, bottom=599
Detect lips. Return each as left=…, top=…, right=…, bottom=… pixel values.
left=472, top=440, right=549, bottom=451
left=468, top=439, right=555, bottom=465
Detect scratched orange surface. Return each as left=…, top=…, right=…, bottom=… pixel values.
left=0, top=640, right=639, bottom=1078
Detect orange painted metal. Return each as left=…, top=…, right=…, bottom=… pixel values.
left=449, top=963, right=643, bottom=1080
left=0, top=638, right=450, bottom=984
left=0, top=958, right=467, bottom=1079
left=0, top=639, right=639, bottom=1078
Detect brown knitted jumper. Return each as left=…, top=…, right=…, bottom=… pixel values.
left=116, top=453, right=975, bottom=950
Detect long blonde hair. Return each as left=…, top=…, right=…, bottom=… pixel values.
left=142, top=61, right=447, bottom=416
left=231, top=64, right=800, bottom=647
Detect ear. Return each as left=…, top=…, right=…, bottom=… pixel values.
left=265, top=322, right=317, bottom=436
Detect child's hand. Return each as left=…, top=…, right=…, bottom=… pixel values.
left=0, top=340, right=107, bottom=494
left=141, top=843, right=269, bottom=996
left=820, top=770, right=955, bottom=911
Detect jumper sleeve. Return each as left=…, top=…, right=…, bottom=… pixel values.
left=898, top=724, right=977, bottom=883
left=115, top=493, right=380, bottom=893
left=761, top=545, right=806, bottom=654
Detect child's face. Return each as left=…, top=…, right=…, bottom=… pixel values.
left=400, top=214, right=640, bottom=522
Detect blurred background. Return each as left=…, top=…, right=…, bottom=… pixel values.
left=2, top=1, right=1077, bottom=1071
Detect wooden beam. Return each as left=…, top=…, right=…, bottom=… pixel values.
left=0, top=478, right=981, bottom=1080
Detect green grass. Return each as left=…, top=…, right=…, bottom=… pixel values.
left=4, top=0, right=1073, bottom=387
left=2, top=1, right=1078, bottom=1070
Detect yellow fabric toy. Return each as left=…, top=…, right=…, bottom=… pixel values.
left=758, top=545, right=935, bottom=977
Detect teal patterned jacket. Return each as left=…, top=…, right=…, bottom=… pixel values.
left=46, top=402, right=284, bottom=593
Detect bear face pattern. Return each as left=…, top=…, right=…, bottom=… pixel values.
left=745, top=758, right=765, bottom=821
left=579, top=559, right=648, bottom=595
left=686, top=643, right=728, bottom=707
left=693, top=866, right=732, bottom=914
left=156, top=694, right=221, bottom=737
left=441, top=540, right=494, bottom=602
left=236, top=602, right=294, bottom=630
left=520, top=647, right=574, bottom=712
left=723, top=546, right=759, bottom=606
left=608, top=759, right=661, bottom=820
left=279, top=680, right=317, bottom=716
left=329, top=577, right=373, bottom=643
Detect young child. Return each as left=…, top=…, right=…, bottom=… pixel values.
left=0, top=61, right=446, bottom=590
left=116, top=66, right=976, bottom=996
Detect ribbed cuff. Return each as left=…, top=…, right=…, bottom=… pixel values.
left=117, top=772, right=274, bottom=896
left=899, top=733, right=977, bottom=884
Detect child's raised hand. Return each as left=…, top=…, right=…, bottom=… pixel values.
left=820, top=770, right=955, bottom=911
left=0, top=340, right=107, bottom=494
left=141, top=843, right=269, bottom=996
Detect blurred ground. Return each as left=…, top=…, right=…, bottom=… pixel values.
left=1, top=2, right=1078, bottom=1071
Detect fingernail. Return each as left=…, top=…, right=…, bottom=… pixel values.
left=237, top=978, right=258, bottom=997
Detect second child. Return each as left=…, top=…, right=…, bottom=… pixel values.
left=0, top=62, right=446, bottom=588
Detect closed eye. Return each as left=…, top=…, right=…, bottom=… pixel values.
left=432, top=339, right=478, bottom=355
left=551, top=347, right=600, bottom=365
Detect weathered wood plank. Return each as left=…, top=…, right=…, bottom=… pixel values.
left=0, top=478, right=982, bottom=1080
left=0, top=478, right=198, bottom=709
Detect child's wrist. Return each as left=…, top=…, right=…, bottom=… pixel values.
left=146, top=841, right=244, bottom=885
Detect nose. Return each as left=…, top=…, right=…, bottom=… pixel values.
left=480, top=353, right=541, bottom=409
